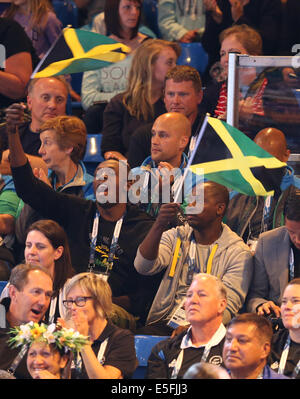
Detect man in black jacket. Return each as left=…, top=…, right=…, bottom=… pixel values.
left=7, top=103, right=158, bottom=325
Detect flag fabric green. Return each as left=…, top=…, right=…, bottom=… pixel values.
left=189, top=116, right=286, bottom=196
left=32, top=27, right=130, bottom=78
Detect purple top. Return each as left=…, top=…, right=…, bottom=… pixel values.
left=12, top=11, right=62, bottom=58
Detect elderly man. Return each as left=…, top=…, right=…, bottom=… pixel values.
left=0, top=264, right=53, bottom=378
left=1, top=76, right=68, bottom=159
left=223, top=313, right=288, bottom=379
left=134, top=181, right=253, bottom=335
left=146, top=274, right=227, bottom=378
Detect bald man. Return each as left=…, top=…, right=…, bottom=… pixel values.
left=225, top=127, right=300, bottom=249
left=131, top=112, right=192, bottom=222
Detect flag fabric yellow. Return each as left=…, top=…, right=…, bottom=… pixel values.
left=189, top=116, right=286, bottom=196
left=32, top=27, right=130, bottom=78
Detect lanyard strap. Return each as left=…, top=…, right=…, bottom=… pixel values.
left=170, top=343, right=212, bottom=379
left=48, top=296, right=57, bottom=324
left=186, top=239, right=218, bottom=284
left=7, top=344, right=29, bottom=375
left=262, top=195, right=272, bottom=232
left=278, top=335, right=300, bottom=378
left=75, top=338, right=109, bottom=374
left=289, top=248, right=295, bottom=281
left=88, top=211, right=124, bottom=273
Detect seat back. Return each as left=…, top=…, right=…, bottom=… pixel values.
left=142, top=0, right=161, bottom=38
left=83, top=134, right=104, bottom=174
left=177, top=42, right=209, bottom=75
left=52, top=0, right=78, bottom=28
left=133, top=335, right=168, bottom=378
left=0, top=281, right=7, bottom=296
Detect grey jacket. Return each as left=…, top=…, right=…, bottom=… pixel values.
left=247, top=226, right=291, bottom=312
left=134, top=223, right=253, bottom=325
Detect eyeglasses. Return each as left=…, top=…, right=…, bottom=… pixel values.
left=62, top=296, right=93, bottom=309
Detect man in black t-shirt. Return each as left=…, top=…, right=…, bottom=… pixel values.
left=1, top=76, right=68, bottom=158
left=247, top=188, right=300, bottom=317
left=146, top=274, right=227, bottom=379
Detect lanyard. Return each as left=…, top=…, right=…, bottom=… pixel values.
left=75, top=338, right=109, bottom=374
left=170, top=344, right=212, bottom=379
left=262, top=195, right=272, bottom=232
left=88, top=211, right=124, bottom=274
left=278, top=335, right=300, bottom=378
left=48, top=296, right=57, bottom=324
left=186, top=239, right=218, bottom=285
left=289, top=248, right=295, bottom=281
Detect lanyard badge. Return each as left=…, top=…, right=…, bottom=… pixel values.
left=88, top=211, right=124, bottom=279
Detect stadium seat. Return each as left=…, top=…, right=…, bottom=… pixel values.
left=83, top=134, right=104, bottom=174
left=142, top=0, right=161, bottom=38
left=133, top=335, right=168, bottom=379
left=52, top=0, right=78, bottom=28
left=177, top=42, right=209, bottom=75
left=0, top=281, right=7, bottom=296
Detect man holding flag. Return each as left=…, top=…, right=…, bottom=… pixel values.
left=134, top=180, right=253, bottom=336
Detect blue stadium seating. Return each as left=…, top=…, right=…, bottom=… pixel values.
left=133, top=335, right=168, bottom=378
left=83, top=134, right=104, bottom=174
left=0, top=281, right=7, bottom=296
left=142, top=0, right=161, bottom=38
left=177, top=42, right=209, bottom=75
left=52, top=0, right=78, bottom=28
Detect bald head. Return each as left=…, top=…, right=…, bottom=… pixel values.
left=151, top=112, right=191, bottom=166
left=155, top=112, right=191, bottom=138
left=254, top=128, right=290, bottom=163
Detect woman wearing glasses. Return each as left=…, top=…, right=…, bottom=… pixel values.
left=60, top=273, right=137, bottom=379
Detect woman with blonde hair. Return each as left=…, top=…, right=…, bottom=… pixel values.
left=101, top=38, right=180, bottom=161
left=60, top=273, right=137, bottom=379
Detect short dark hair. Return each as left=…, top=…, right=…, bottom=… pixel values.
left=9, top=263, right=52, bottom=291
left=284, top=188, right=300, bottom=222
left=207, top=181, right=229, bottom=215
left=104, top=0, right=142, bottom=39
left=165, top=65, right=203, bottom=93
left=227, top=313, right=273, bottom=345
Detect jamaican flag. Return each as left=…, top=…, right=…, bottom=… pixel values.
left=32, top=27, right=130, bottom=78
left=189, top=116, right=286, bottom=196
